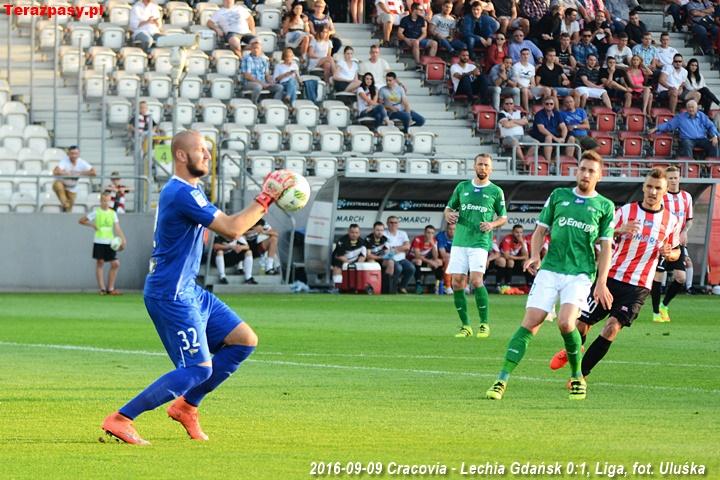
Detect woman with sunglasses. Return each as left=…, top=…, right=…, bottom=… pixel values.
left=484, top=32, right=509, bottom=72
left=356, top=72, right=393, bottom=128
left=685, top=58, right=720, bottom=113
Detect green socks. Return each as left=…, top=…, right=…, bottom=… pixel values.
left=453, top=289, right=469, bottom=326
left=499, top=326, right=534, bottom=380
left=474, top=285, right=489, bottom=324
left=562, top=328, right=583, bottom=378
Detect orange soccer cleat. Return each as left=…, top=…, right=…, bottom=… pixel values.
left=549, top=346, right=585, bottom=371
left=167, top=396, right=209, bottom=441
left=101, top=412, right=150, bottom=445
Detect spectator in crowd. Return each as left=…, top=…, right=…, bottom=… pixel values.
left=307, top=26, right=335, bottom=83
left=365, top=221, right=394, bottom=292
left=273, top=48, right=301, bottom=106
left=360, top=45, right=392, bottom=89
left=576, top=54, right=613, bottom=109
left=429, top=0, right=466, bottom=56
left=245, top=219, right=281, bottom=275
left=605, top=32, right=632, bottom=68
left=632, top=32, right=660, bottom=76
left=656, top=32, right=679, bottom=70
left=398, top=2, right=438, bottom=67
left=600, top=56, right=633, bottom=109
left=350, top=0, right=365, bottom=23
left=560, top=7, right=581, bottom=43
left=241, top=39, right=283, bottom=104
left=624, top=9, right=647, bottom=47
left=281, top=2, right=312, bottom=58
left=685, top=58, right=720, bottom=113
left=379, top=71, right=426, bottom=132
left=498, top=96, right=538, bottom=167
left=605, top=0, right=632, bottom=33
left=650, top=100, right=720, bottom=158
left=357, top=72, right=393, bottom=127
left=573, top=29, right=599, bottom=67
left=307, top=0, right=342, bottom=55
left=493, top=0, right=529, bottom=35
left=129, top=0, right=162, bottom=53
left=625, top=54, right=654, bottom=116
left=535, top=48, right=575, bottom=106
left=530, top=96, right=568, bottom=163
left=461, top=1, right=499, bottom=59
left=561, top=95, right=590, bottom=157
left=450, top=49, right=484, bottom=103
left=331, top=223, right=367, bottom=289
left=664, top=0, right=688, bottom=32
left=78, top=191, right=126, bottom=295
left=508, top=28, right=542, bottom=65
left=687, top=0, right=718, bottom=55
left=52, top=145, right=96, bottom=212
left=657, top=54, right=700, bottom=114
left=375, top=0, right=406, bottom=47
left=213, top=235, right=258, bottom=285
left=409, top=225, right=444, bottom=294
left=495, top=224, right=528, bottom=286
left=105, top=172, right=131, bottom=214
left=333, top=46, right=362, bottom=93
left=556, top=33, right=577, bottom=77
left=586, top=10, right=613, bottom=61
left=484, top=31, right=509, bottom=72
left=519, top=0, right=549, bottom=24
left=529, top=3, right=561, bottom=52
left=513, top=48, right=548, bottom=112
left=408, top=0, right=433, bottom=20
left=435, top=222, right=455, bottom=294
left=128, top=100, right=156, bottom=138
left=207, top=0, right=256, bottom=58
left=488, top=56, right=521, bottom=110
left=384, top=216, right=415, bottom=294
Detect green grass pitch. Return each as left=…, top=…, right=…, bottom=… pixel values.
left=0, top=293, right=718, bottom=479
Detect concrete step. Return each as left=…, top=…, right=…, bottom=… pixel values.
left=212, top=284, right=292, bottom=294
left=205, top=273, right=283, bottom=286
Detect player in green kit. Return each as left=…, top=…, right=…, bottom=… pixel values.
left=444, top=153, right=507, bottom=338
left=486, top=150, right=615, bottom=400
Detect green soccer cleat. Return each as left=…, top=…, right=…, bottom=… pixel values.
left=659, top=304, right=671, bottom=322
left=486, top=380, right=507, bottom=400
left=652, top=312, right=664, bottom=323
left=568, top=377, right=587, bottom=400
left=476, top=323, right=490, bottom=338
left=454, top=326, right=473, bottom=338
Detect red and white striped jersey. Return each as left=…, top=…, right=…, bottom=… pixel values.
left=664, top=190, right=693, bottom=231
left=609, top=202, right=680, bottom=289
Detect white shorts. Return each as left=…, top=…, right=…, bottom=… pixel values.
left=576, top=87, right=607, bottom=99
left=525, top=269, right=592, bottom=313
left=446, top=246, right=489, bottom=275
left=378, top=12, right=404, bottom=26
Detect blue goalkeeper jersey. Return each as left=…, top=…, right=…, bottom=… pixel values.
left=144, top=176, right=219, bottom=301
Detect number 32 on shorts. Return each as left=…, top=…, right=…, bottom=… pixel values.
left=177, top=328, right=200, bottom=351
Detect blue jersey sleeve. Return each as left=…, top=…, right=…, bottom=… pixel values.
left=174, top=186, right=219, bottom=228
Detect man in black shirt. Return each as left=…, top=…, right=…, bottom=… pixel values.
left=535, top=48, right=576, bottom=106
left=332, top=223, right=367, bottom=288
left=600, top=56, right=632, bottom=108
left=575, top=54, right=612, bottom=109
left=624, top=9, right=647, bottom=47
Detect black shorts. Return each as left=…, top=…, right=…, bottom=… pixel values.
left=224, top=32, right=256, bottom=45
left=248, top=238, right=267, bottom=258
left=656, top=246, right=687, bottom=273
left=580, top=277, right=650, bottom=328
left=93, top=243, right=117, bottom=262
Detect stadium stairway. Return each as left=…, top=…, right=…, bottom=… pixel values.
left=199, top=262, right=290, bottom=294
left=0, top=18, right=135, bottom=180
left=334, top=23, right=494, bottom=159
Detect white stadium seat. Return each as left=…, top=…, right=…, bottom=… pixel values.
left=43, top=148, right=68, bottom=172
left=316, top=125, right=344, bottom=154
left=179, top=75, right=204, bottom=100
left=67, top=22, right=95, bottom=49
left=312, top=156, right=338, bottom=177
left=119, top=47, right=148, bottom=75
left=0, top=125, right=25, bottom=153
left=323, top=101, right=350, bottom=128
left=376, top=157, right=400, bottom=174
left=283, top=155, right=306, bottom=176
left=248, top=154, right=275, bottom=177
left=98, top=22, right=126, bottom=49
left=36, top=21, right=64, bottom=50
left=256, top=29, right=277, bottom=54
left=60, top=46, right=84, bottom=76
left=346, top=125, right=374, bottom=155
left=2, top=102, right=29, bottom=130
left=437, top=158, right=462, bottom=176
left=11, top=191, right=37, bottom=213
left=408, top=127, right=436, bottom=155
left=222, top=124, right=251, bottom=151
left=18, top=149, right=45, bottom=173
left=207, top=74, right=234, bottom=100
left=167, top=97, right=196, bottom=126
left=259, top=7, right=282, bottom=30
left=196, top=3, right=220, bottom=26
left=345, top=156, right=369, bottom=174
left=229, top=99, right=258, bottom=126
left=377, top=126, right=405, bottom=155
left=106, top=97, right=133, bottom=126
left=212, top=50, right=240, bottom=76
left=88, top=46, right=117, bottom=74
left=113, top=70, right=141, bottom=98
left=108, top=2, right=131, bottom=26
left=191, top=122, right=220, bottom=148
left=254, top=125, right=282, bottom=152
left=406, top=157, right=431, bottom=175
left=151, top=48, right=173, bottom=74
left=84, top=70, right=108, bottom=99
left=186, top=50, right=210, bottom=76
left=285, top=125, right=313, bottom=153
left=144, top=72, right=172, bottom=99
left=140, top=97, right=164, bottom=124
left=261, top=99, right=289, bottom=127
left=23, top=126, right=50, bottom=153
left=198, top=98, right=227, bottom=126
left=294, top=100, right=320, bottom=127
left=166, top=1, right=194, bottom=27
left=189, top=26, right=217, bottom=52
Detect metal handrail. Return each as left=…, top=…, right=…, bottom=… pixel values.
left=0, top=173, right=153, bottom=212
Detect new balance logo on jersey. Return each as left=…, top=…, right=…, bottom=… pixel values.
left=557, top=216, right=596, bottom=233
left=561, top=201, right=570, bottom=207
left=461, top=204, right=489, bottom=212
left=463, top=192, right=470, bottom=196
left=644, top=220, right=654, bottom=227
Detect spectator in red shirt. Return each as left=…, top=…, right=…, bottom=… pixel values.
left=409, top=224, right=444, bottom=293
left=495, top=224, right=528, bottom=286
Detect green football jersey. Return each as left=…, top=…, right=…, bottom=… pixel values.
left=536, top=187, right=615, bottom=278
left=446, top=180, right=507, bottom=250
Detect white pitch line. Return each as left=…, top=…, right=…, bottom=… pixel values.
left=1, top=341, right=718, bottom=395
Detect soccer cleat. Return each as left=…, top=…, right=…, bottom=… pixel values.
left=568, top=377, right=587, bottom=400
left=476, top=323, right=490, bottom=338
left=652, top=312, right=664, bottom=323
left=445, top=287, right=453, bottom=295
left=454, top=326, right=473, bottom=338
left=659, top=304, right=671, bottom=322
left=167, top=396, right=209, bottom=441
left=107, top=289, right=122, bottom=296
left=485, top=380, right=507, bottom=400
left=550, top=349, right=568, bottom=370
left=101, top=412, right=150, bottom=445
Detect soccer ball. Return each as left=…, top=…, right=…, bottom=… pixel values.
left=275, top=172, right=311, bottom=213
left=110, top=236, right=123, bottom=251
